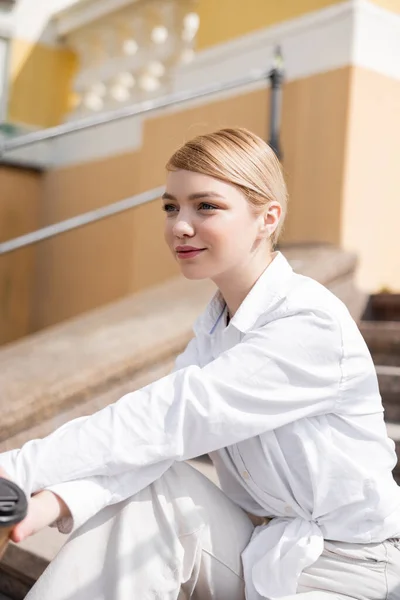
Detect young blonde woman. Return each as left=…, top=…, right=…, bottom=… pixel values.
left=1, top=128, right=400, bottom=600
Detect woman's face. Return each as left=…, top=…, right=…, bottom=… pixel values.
left=163, top=169, right=279, bottom=282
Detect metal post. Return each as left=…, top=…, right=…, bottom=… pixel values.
left=268, top=45, right=284, bottom=160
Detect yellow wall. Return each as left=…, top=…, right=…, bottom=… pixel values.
left=341, top=66, right=400, bottom=292
left=4, top=0, right=399, bottom=337
left=31, top=66, right=351, bottom=330
left=197, top=0, right=345, bottom=49
left=282, top=68, right=351, bottom=245
left=0, top=166, right=42, bottom=344
left=370, top=0, right=400, bottom=14
left=8, top=39, right=78, bottom=128
left=6, top=67, right=400, bottom=335
left=5, top=0, right=398, bottom=130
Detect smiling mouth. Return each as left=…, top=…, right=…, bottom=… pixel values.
left=176, top=248, right=206, bottom=259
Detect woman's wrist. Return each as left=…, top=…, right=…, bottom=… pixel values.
left=45, top=490, right=71, bottom=521
left=10, top=490, right=72, bottom=543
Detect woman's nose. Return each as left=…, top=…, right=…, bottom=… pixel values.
left=173, top=219, right=195, bottom=238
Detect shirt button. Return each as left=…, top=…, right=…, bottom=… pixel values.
left=284, top=505, right=293, bottom=515
left=242, top=471, right=250, bottom=480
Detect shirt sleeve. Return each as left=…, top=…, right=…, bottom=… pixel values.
left=0, top=307, right=343, bottom=522
left=38, top=337, right=201, bottom=533
left=46, top=459, right=173, bottom=533
left=171, top=336, right=199, bottom=372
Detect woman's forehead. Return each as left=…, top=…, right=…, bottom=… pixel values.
left=165, top=170, right=243, bottom=200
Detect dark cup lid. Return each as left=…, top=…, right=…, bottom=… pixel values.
left=0, top=477, right=28, bottom=526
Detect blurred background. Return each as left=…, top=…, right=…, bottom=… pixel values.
left=0, top=1, right=400, bottom=596
left=0, top=0, right=399, bottom=345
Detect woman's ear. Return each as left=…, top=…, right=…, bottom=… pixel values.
left=259, top=202, right=282, bottom=239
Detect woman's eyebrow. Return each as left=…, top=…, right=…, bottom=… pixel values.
left=161, top=192, right=176, bottom=201
left=161, top=191, right=225, bottom=201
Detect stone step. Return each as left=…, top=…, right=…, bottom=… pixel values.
left=385, top=422, right=400, bottom=484
left=360, top=322, right=400, bottom=367
left=377, top=365, right=400, bottom=422
left=0, top=357, right=175, bottom=453
left=282, top=244, right=365, bottom=321
left=363, top=294, right=400, bottom=323
left=0, top=275, right=216, bottom=449
left=0, top=544, right=47, bottom=600
left=372, top=367, right=400, bottom=484
left=386, top=422, right=400, bottom=441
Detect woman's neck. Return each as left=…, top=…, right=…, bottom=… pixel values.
left=214, top=252, right=275, bottom=318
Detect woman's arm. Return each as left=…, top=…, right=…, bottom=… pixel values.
left=0, top=308, right=343, bottom=528
left=0, top=467, right=69, bottom=542
left=2, top=336, right=201, bottom=539
left=11, top=490, right=70, bottom=543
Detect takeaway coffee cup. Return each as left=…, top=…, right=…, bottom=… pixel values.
left=0, top=477, right=27, bottom=560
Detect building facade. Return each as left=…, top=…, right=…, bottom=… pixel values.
left=1, top=0, right=400, bottom=344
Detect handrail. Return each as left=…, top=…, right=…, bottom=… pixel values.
left=0, top=70, right=268, bottom=155
left=0, top=69, right=270, bottom=256
left=0, top=186, right=165, bottom=255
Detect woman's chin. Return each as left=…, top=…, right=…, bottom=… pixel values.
left=180, top=267, right=210, bottom=281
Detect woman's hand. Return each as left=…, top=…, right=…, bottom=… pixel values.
left=11, top=489, right=70, bottom=543
left=0, top=467, right=71, bottom=543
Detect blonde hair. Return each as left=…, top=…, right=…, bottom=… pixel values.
left=166, top=127, right=287, bottom=246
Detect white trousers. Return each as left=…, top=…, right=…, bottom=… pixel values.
left=26, top=462, right=400, bottom=600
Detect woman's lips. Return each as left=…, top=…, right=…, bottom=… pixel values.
left=175, top=248, right=206, bottom=260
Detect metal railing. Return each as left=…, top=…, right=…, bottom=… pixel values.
left=1, top=70, right=268, bottom=155
left=0, top=65, right=282, bottom=256
left=0, top=186, right=165, bottom=254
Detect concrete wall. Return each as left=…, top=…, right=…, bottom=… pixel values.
left=4, top=0, right=350, bottom=127
left=0, top=165, right=42, bottom=344
left=197, top=0, right=344, bottom=49
left=341, top=67, right=400, bottom=292
left=8, top=39, right=77, bottom=128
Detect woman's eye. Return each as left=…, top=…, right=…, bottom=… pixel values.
left=199, top=202, right=218, bottom=211
left=162, top=204, right=178, bottom=213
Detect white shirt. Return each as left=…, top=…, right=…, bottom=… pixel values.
left=1, top=252, right=400, bottom=599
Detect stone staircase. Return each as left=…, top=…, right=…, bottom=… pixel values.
left=360, top=317, right=400, bottom=483
left=0, top=244, right=367, bottom=598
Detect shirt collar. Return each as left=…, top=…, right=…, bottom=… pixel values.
left=194, top=252, right=293, bottom=336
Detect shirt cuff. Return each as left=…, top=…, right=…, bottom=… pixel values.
left=45, top=478, right=111, bottom=534
left=0, top=450, right=19, bottom=482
